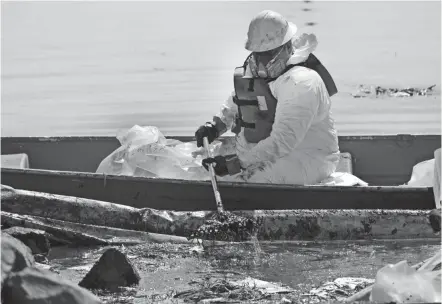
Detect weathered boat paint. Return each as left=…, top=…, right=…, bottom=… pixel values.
left=0, top=168, right=436, bottom=210
left=1, top=134, right=439, bottom=210
left=1, top=186, right=437, bottom=241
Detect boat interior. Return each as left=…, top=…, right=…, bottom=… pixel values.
left=1, top=134, right=440, bottom=186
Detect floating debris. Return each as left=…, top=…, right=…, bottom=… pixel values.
left=174, top=276, right=295, bottom=303
left=303, top=277, right=374, bottom=302
left=188, top=211, right=263, bottom=242
left=352, top=84, right=436, bottom=98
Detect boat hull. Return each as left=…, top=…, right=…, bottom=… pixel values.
left=1, top=135, right=440, bottom=210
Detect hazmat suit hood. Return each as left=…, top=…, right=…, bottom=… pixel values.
left=287, top=33, right=318, bottom=65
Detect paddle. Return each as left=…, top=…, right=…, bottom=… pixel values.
left=203, top=136, right=224, bottom=213
left=187, top=137, right=261, bottom=242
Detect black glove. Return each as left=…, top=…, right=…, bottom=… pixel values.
left=202, top=156, right=228, bottom=176
left=202, top=154, right=241, bottom=177
left=195, top=122, right=218, bottom=148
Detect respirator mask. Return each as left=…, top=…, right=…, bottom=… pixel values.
left=249, top=40, right=293, bottom=79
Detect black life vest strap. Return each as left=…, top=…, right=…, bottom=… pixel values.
left=233, top=52, right=339, bottom=130
left=235, top=105, right=255, bottom=129
left=242, top=53, right=253, bottom=69
left=267, top=54, right=338, bottom=96
left=243, top=53, right=338, bottom=96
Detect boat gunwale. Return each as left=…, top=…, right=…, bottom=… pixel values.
left=1, top=167, right=433, bottom=194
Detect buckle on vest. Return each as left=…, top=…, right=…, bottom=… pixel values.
left=233, top=96, right=259, bottom=106
left=241, top=120, right=255, bottom=129
left=248, top=79, right=255, bottom=92
left=234, top=116, right=255, bottom=129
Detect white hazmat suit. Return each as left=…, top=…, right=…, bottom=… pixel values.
left=214, top=34, right=340, bottom=185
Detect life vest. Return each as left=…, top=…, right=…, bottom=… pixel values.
left=231, top=53, right=337, bottom=143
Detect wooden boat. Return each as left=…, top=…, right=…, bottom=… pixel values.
left=1, top=134, right=440, bottom=211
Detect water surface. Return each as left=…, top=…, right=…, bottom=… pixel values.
left=47, top=239, right=441, bottom=303
left=2, top=1, right=441, bottom=137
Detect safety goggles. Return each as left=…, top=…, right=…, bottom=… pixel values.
left=252, top=42, right=289, bottom=66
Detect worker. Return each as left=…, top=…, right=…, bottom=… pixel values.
left=195, top=10, right=340, bottom=185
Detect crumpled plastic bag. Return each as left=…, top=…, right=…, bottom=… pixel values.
left=307, top=277, right=374, bottom=301
left=96, top=125, right=371, bottom=186
left=402, top=149, right=441, bottom=208
left=433, top=148, right=441, bottom=208
left=370, top=252, right=441, bottom=303
left=96, top=125, right=221, bottom=180
left=317, top=172, right=368, bottom=186
left=229, top=277, right=294, bottom=294
left=406, top=158, right=435, bottom=187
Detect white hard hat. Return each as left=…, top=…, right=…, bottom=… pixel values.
left=245, top=10, right=297, bottom=52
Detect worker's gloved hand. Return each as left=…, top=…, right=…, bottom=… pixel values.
left=203, top=156, right=228, bottom=176
left=195, top=122, right=218, bottom=148
left=202, top=154, right=242, bottom=177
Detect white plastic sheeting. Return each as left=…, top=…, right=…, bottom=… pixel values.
left=96, top=125, right=368, bottom=187
left=96, top=125, right=212, bottom=180
left=370, top=252, right=441, bottom=303
left=406, top=159, right=436, bottom=187
left=433, top=148, right=441, bottom=208
left=405, top=148, right=441, bottom=208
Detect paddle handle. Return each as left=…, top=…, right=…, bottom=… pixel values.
left=203, top=137, right=224, bottom=213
